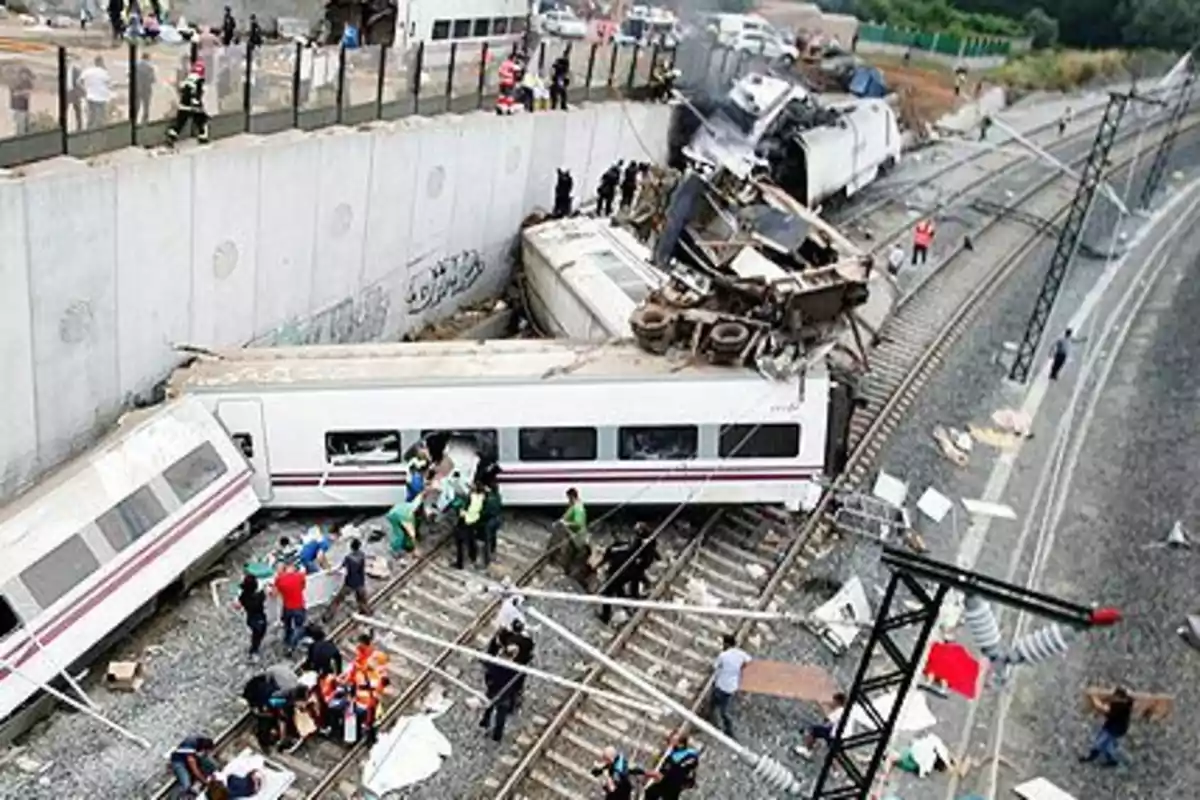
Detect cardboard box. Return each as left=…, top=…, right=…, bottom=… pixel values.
left=105, top=661, right=144, bottom=692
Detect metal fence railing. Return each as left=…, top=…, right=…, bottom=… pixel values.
left=0, top=37, right=710, bottom=169
left=856, top=23, right=1031, bottom=58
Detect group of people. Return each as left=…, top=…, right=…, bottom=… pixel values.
left=242, top=630, right=391, bottom=752
left=167, top=735, right=262, bottom=799
left=497, top=49, right=571, bottom=115
left=382, top=438, right=505, bottom=570
left=597, top=160, right=650, bottom=217
left=479, top=603, right=536, bottom=742
left=590, top=735, right=701, bottom=800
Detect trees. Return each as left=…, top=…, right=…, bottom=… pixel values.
left=1022, top=7, right=1059, bottom=49
left=1120, top=0, right=1200, bottom=51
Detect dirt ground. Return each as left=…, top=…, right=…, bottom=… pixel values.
left=867, top=54, right=975, bottom=130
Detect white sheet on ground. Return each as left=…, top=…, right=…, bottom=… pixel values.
left=809, top=576, right=872, bottom=651
left=1013, top=777, right=1079, bottom=800
left=872, top=471, right=909, bottom=509
left=916, top=487, right=953, bottom=523
left=848, top=690, right=937, bottom=735
left=362, top=714, right=453, bottom=796
left=201, top=750, right=295, bottom=800
left=906, top=733, right=950, bottom=776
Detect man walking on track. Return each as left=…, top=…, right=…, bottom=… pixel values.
left=911, top=218, right=935, bottom=265
left=709, top=634, right=751, bottom=738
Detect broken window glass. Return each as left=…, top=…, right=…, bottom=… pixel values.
left=618, top=426, right=699, bottom=461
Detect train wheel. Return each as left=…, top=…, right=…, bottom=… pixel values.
left=710, top=321, right=750, bottom=353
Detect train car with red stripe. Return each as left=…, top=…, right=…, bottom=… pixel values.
left=168, top=339, right=838, bottom=511
left=0, top=398, right=259, bottom=729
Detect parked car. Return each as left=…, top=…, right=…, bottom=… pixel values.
left=540, top=9, right=589, bottom=39
left=731, top=30, right=799, bottom=64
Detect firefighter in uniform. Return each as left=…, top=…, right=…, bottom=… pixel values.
left=167, top=61, right=210, bottom=147
left=497, top=52, right=519, bottom=115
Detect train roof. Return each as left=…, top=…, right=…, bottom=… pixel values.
left=169, top=340, right=815, bottom=393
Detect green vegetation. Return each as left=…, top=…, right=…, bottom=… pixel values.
left=990, top=48, right=1179, bottom=91
left=852, top=0, right=1025, bottom=39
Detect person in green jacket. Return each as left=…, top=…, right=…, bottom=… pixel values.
left=480, top=485, right=504, bottom=567
left=386, top=493, right=422, bottom=556
left=557, top=488, right=590, bottom=585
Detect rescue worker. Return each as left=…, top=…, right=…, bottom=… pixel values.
left=1059, top=105, right=1073, bottom=137
left=169, top=735, right=219, bottom=797
left=324, top=536, right=370, bottom=619
left=272, top=536, right=300, bottom=569
left=597, top=161, right=621, bottom=217
left=518, top=62, right=539, bottom=112
left=480, top=482, right=504, bottom=567
left=644, top=733, right=701, bottom=800
left=911, top=218, right=935, bottom=266
left=553, top=168, right=574, bottom=218
left=166, top=61, right=209, bottom=148
left=302, top=625, right=343, bottom=676
left=220, top=5, right=236, bottom=47
left=549, top=54, right=570, bottom=110
left=556, top=487, right=590, bottom=586
left=497, top=51, right=519, bottom=115
left=297, top=526, right=332, bottom=574
left=436, top=468, right=468, bottom=517
left=619, top=161, right=640, bottom=211
left=487, top=618, right=535, bottom=707
left=475, top=451, right=501, bottom=490
left=386, top=492, right=422, bottom=556
left=650, top=61, right=679, bottom=103
left=628, top=521, right=659, bottom=599
left=455, top=482, right=485, bottom=569
left=247, top=13, right=264, bottom=48
left=591, top=746, right=647, bottom=800
left=242, top=673, right=280, bottom=750
left=344, top=633, right=388, bottom=744
left=273, top=562, right=308, bottom=656
left=480, top=643, right=521, bottom=742
left=598, top=532, right=638, bottom=625
left=233, top=571, right=267, bottom=661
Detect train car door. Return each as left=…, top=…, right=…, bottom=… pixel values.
left=217, top=400, right=273, bottom=501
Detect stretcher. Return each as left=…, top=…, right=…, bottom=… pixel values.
left=200, top=750, right=296, bottom=800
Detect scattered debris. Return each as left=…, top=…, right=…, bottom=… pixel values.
left=1013, top=776, right=1079, bottom=800
left=933, top=425, right=971, bottom=465
left=992, top=407, right=1033, bottom=437
left=362, top=714, right=453, bottom=795
left=916, top=487, right=953, bottom=523
left=807, top=576, right=873, bottom=655
left=744, top=563, right=768, bottom=580
left=104, top=661, right=144, bottom=693
left=739, top=661, right=838, bottom=703
left=960, top=499, right=1017, bottom=520
left=1083, top=687, right=1172, bottom=722
left=923, top=642, right=981, bottom=699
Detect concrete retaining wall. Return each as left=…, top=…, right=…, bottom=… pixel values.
left=856, top=41, right=1009, bottom=71
left=0, top=100, right=672, bottom=499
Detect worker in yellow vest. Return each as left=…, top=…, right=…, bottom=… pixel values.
left=911, top=218, right=935, bottom=266
left=454, top=483, right=485, bottom=568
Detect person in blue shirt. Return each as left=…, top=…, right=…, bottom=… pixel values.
left=644, top=732, right=701, bottom=799
left=297, top=527, right=332, bottom=574
left=591, top=746, right=647, bottom=800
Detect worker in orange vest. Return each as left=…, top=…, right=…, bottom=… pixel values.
left=497, top=52, right=519, bottom=115
left=911, top=218, right=935, bottom=266
left=342, top=632, right=389, bottom=743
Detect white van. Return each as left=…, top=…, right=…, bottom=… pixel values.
left=705, top=12, right=777, bottom=46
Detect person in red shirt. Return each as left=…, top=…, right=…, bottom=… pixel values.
left=274, top=564, right=308, bottom=655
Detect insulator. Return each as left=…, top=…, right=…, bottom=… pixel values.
left=753, top=754, right=804, bottom=795
left=1009, top=624, right=1073, bottom=665
left=963, top=595, right=1004, bottom=660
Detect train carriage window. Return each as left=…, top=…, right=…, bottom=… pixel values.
left=472, top=18, right=490, bottom=37
left=21, top=535, right=101, bottom=610
left=718, top=424, right=801, bottom=459
left=231, top=433, right=254, bottom=459
left=420, top=430, right=499, bottom=462
left=618, top=426, right=699, bottom=461
left=453, top=19, right=472, bottom=38
left=511, top=16, right=527, bottom=33
left=518, top=428, right=598, bottom=462
left=0, top=596, right=19, bottom=639
left=163, top=442, right=229, bottom=503
left=432, top=20, right=451, bottom=40
left=326, top=431, right=402, bottom=466
left=96, top=486, right=168, bottom=552
left=492, top=17, right=509, bottom=34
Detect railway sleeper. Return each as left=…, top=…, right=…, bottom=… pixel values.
left=575, top=710, right=663, bottom=755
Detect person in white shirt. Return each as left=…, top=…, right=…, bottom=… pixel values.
left=887, top=243, right=905, bottom=276
left=709, top=634, right=751, bottom=738
left=78, top=55, right=112, bottom=129
left=795, top=691, right=848, bottom=759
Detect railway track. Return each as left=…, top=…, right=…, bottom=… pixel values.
left=147, top=99, right=1196, bottom=800
left=485, top=108, right=1200, bottom=800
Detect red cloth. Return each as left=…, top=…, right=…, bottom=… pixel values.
left=274, top=570, right=307, bottom=611
left=924, top=641, right=980, bottom=699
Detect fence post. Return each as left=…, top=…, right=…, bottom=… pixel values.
left=335, top=45, right=347, bottom=124
left=445, top=41, right=457, bottom=111
left=649, top=43, right=660, bottom=81
left=626, top=45, right=639, bottom=90
left=584, top=42, right=597, bottom=101
left=718, top=46, right=730, bottom=84
left=128, top=42, right=138, bottom=146
left=477, top=42, right=489, bottom=110
left=606, top=42, right=618, bottom=93
left=243, top=38, right=254, bottom=133
left=291, top=41, right=302, bottom=129
left=538, top=41, right=546, bottom=73
left=57, top=46, right=68, bottom=154
left=376, top=44, right=388, bottom=120
left=412, top=41, right=424, bottom=114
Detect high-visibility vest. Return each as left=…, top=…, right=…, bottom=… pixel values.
left=498, top=59, right=517, bottom=87
left=913, top=221, right=934, bottom=247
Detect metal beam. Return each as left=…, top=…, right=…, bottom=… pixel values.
left=1008, top=91, right=1130, bottom=384
left=1138, top=63, right=1197, bottom=209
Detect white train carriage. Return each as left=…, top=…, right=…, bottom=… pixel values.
left=0, top=398, right=259, bottom=726
left=521, top=215, right=669, bottom=339
left=168, top=340, right=833, bottom=510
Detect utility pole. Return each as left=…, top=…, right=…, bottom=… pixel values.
left=1007, top=91, right=1131, bottom=384
left=1137, top=57, right=1197, bottom=209
left=810, top=546, right=1121, bottom=799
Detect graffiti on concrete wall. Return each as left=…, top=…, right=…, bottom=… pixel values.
left=406, top=250, right=485, bottom=315
left=264, top=284, right=390, bottom=346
